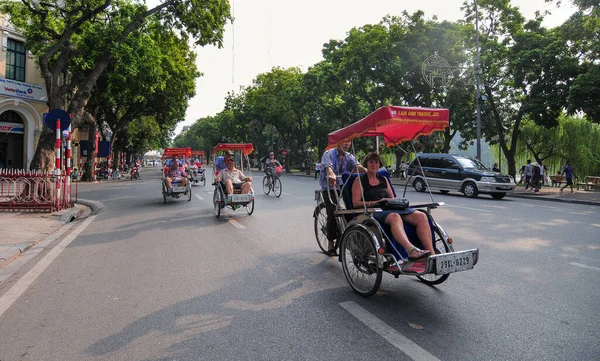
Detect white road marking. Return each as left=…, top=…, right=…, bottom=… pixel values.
left=570, top=262, right=600, bottom=272
left=228, top=218, right=246, bottom=229
left=0, top=216, right=96, bottom=318
left=282, top=192, right=291, bottom=196
left=340, top=301, right=440, bottom=361
left=194, top=194, right=204, bottom=201
left=446, top=205, right=492, bottom=213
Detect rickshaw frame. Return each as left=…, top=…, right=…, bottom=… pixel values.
left=161, top=147, right=192, bottom=203
left=212, top=143, right=255, bottom=218
left=189, top=150, right=206, bottom=186
left=319, top=106, right=480, bottom=296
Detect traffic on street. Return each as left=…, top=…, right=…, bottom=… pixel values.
left=0, top=166, right=598, bottom=361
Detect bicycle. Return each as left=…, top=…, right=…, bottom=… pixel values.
left=313, top=175, right=346, bottom=255
left=262, top=169, right=282, bottom=197
left=110, top=170, right=121, bottom=180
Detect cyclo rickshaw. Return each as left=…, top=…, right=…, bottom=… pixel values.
left=212, top=143, right=255, bottom=217
left=315, top=106, right=479, bottom=296
left=161, top=147, right=192, bottom=203
left=188, top=150, right=206, bottom=186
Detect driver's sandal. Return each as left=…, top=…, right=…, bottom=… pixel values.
left=407, top=247, right=430, bottom=262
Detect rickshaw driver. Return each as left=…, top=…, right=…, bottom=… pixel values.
left=215, top=157, right=253, bottom=197
left=319, top=140, right=367, bottom=255
left=164, top=158, right=188, bottom=191
left=215, top=150, right=233, bottom=173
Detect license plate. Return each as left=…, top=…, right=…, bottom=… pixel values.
left=499, top=186, right=512, bottom=190
left=232, top=194, right=252, bottom=203
left=435, top=251, right=475, bottom=275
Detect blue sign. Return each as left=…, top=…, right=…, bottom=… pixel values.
left=43, top=109, right=71, bottom=131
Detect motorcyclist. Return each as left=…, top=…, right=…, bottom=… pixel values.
left=130, top=162, right=141, bottom=180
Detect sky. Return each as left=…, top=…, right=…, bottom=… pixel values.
left=147, top=0, right=578, bottom=135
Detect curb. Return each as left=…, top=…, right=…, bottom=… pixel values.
left=75, top=199, right=105, bottom=215
left=286, top=172, right=600, bottom=206
left=505, top=193, right=600, bottom=206
left=0, top=203, right=96, bottom=270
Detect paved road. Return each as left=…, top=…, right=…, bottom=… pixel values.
left=0, top=166, right=598, bottom=361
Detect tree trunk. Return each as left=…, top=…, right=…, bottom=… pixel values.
left=29, top=128, right=57, bottom=171
left=83, top=123, right=97, bottom=181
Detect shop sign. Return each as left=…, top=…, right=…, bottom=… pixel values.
left=0, top=121, right=24, bottom=134
left=0, top=77, right=47, bottom=102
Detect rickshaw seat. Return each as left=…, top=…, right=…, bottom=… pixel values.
left=341, top=173, right=433, bottom=260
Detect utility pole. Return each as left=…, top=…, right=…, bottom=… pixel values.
left=475, top=0, right=482, bottom=161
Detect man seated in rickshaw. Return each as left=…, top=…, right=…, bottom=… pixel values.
left=351, top=152, right=436, bottom=270
left=215, top=157, right=253, bottom=198
left=164, top=158, right=188, bottom=191
left=263, top=152, right=282, bottom=179
left=187, top=158, right=199, bottom=175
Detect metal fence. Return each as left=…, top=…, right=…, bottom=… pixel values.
left=0, top=169, right=73, bottom=212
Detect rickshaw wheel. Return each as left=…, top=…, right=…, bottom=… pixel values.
left=162, top=182, right=167, bottom=203
left=340, top=225, right=382, bottom=297
left=188, top=184, right=192, bottom=201
left=417, top=228, right=451, bottom=286
left=245, top=199, right=254, bottom=215
left=202, top=176, right=206, bottom=186
left=313, top=203, right=330, bottom=254
left=273, top=178, right=282, bottom=198
left=262, top=176, right=271, bottom=195
left=213, top=188, right=222, bottom=217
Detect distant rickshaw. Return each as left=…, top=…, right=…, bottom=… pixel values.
left=161, top=147, right=192, bottom=203
left=188, top=150, right=206, bottom=186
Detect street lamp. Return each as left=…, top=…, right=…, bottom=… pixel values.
left=475, top=0, right=482, bottom=161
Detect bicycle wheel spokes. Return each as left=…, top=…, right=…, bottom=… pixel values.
left=341, top=226, right=382, bottom=297
left=262, top=176, right=271, bottom=195
left=273, top=178, right=282, bottom=198
left=314, top=203, right=330, bottom=253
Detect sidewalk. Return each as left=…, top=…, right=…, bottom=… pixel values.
left=0, top=203, right=89, bottom=270
left=283, top=170, right=600, bottom=206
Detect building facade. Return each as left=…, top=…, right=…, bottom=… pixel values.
left=0, top=15, right=48, bottom=170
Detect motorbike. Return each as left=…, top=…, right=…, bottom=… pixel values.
left=130, top=166, right=141, bottom=181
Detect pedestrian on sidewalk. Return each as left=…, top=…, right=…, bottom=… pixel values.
left=531, top=162, right=542, bottom=192
left=524, top=160, right=533, bottom=190
left=560, top=161, right=575, bottom=194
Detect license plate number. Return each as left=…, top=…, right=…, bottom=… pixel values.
left=435, top=251, right=475, bottom=275
left=232, top=194, right=252, bottom=203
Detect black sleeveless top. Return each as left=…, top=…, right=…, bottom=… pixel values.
left=360, top=174, right=389, bottom=201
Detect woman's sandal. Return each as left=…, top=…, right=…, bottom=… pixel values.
left=407, top=247, right=430, bottom=262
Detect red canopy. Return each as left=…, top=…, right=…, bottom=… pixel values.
left=162, top=147, right=192, bottom=158
left=212, top=143, right=254, bottom=156
left=327, top=106, right=449, bottom=149
left=191, top=150, right=205, bottom=157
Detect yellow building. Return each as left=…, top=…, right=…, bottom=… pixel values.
left=0, top=15, right=48, bottom=170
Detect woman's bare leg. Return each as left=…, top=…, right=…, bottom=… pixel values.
left=402, top=211, right=435, bottom=254
left=385, top=213, right=418, bottom=256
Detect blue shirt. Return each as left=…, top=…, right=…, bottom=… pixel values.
left=563, top=165, right=574, bottom=178
left=319, top=148, right=359, bottom=190
left=215, top=156, right=226, bottom=172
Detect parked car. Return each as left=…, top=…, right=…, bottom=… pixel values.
left=407, top=153, right=516, bottom=199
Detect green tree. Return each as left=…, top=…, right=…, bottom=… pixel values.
left=88, top=19, right=199, bottom=170
left=0, top=0, right=231, bottom=170
left=462, top=0, right=579, bottom=178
